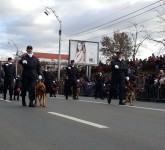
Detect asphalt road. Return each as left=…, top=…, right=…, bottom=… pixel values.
left=0, top=94, right=165, bottom=150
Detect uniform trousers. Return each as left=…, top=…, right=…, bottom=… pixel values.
left=21, top=77, right=36, bottom=105
left=109, top=77, right=125, bottom=103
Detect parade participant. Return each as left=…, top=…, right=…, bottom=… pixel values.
left=43, top=66, right=54, bottom=96
left=64, top=75, right=71, bottom=99
left=94, top=71, right=104, bottom=99
left=108, top=51, right=129, bottom=105
left=2, top=57, right=16, bottom=100
left=66, top=60, right=79, bottom=99
left=19, top=45, right=42, bottom=107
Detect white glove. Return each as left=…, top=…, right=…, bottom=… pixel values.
left=126, top=76, right=129, bottom=81
left=77, top=79, right=80, bottom=82
left=22, top=60, right=27, bottom=64
left=38, top=75, right=42, bottom=80
left=68, top=67, right=71, bottom=69
left=115, top=65, right=119, bottom=69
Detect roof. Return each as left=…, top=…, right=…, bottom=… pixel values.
left=33, top=52, right=69, bottom=60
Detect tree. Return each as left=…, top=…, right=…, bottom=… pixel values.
left=148, top=2, right=165, bottom=53
left=100, top=31, right=132, bottom=63
left=130, top=23, right=149, bottom=60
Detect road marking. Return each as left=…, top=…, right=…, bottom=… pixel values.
left=79, top=100, right=107, bottom=105
left=48, top=112, right=108, bottom=129
left=54, top=96, right=165, bottom=112
left=125, top=105, right=165, bottom=112
left=80, top=100, right=165, bottom=112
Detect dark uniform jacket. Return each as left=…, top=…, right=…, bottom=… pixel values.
left=43, top=70, right=55, bottom=93
left=95, top=74, right=104, bottom=87
left=66, top=65, right=79, bottom=81
left=2, top=63, right=16, bottom=79
left=66, top=65, right=79, bottom=87
left=19, top=54, right=42, bottom=80
left=111, top=58, right=128, bottom=80
left=43, top=70, right=54, bottom=81
left=0, top=69, right=4, bottom=82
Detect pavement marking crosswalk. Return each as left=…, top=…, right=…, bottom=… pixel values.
left=48, top=112, right=109, bottom=129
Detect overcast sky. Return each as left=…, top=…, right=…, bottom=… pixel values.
left=0, top=0, right=164, bottom=60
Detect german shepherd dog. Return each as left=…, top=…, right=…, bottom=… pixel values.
left=124, top=81, right=136, bottom=106
left=35, top=80, right=46, bottom=107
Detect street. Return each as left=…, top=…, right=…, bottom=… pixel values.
left=0, top=95, right=165, bottom=150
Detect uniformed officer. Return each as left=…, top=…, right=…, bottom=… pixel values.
left=108, top=51, right=129, bottom=105
left=2, top=57, right=16, bottom=100
left=43, top=67, right=54, bottom=96
left=95, top=71, right=104, bottom=99
left=66, top=60, right=79, bottom=99
left=19, top=45, right=42, bottom=107
left=64, top=75, right=71, bottom=99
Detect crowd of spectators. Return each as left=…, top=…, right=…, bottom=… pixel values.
left=63, top=53, right=165, bottom=101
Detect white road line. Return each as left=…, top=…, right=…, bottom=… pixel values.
left=48, top=112, right=108, bottom=129
left=79, top=100, right=107, bottom=105
left=80, top=100, right=165, bottom=112
left=125, top=105, right=165, bottom=112
left=54, top=97, right=165, bottom=112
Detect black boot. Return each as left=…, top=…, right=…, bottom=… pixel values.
left=108, top=98, right=111, bottom=104
left=29, top=100, right=34, bottom=107
left=22, top=97, right=27, bottom=106
left=119, top=99, right=125, bottom=105
left=3, top=94, right=6, bottom=100
left=10, top=95, right=12, bottom=101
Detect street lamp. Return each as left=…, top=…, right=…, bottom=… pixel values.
left=44, top=7, right=62, bottom=81
left=8, top=39, right=19, bottom=76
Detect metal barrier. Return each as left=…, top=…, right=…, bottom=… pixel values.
left=136, top=84, right=165, bottom=102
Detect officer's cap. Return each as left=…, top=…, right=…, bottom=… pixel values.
left=71, top=60, right=75, bottom=63
left=26, top=45, right=33, bottom=50
left=8, top=57, right=12, bottom=61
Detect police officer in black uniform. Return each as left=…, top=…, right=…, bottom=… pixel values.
left=43, top=67, right=54, bottom=96
left=2, top=57, right=16, bottom=100
left=108, top=51, right=129, bottom=105
left=95, top=71, right=104, bottom=99
left=19, top=45, right=42, bottom=107
left=66, top=60, right=79, bottom=99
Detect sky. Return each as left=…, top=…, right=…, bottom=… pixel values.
left=0, top=0, right=164, bottom=61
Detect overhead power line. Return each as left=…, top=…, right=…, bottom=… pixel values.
left=77, top=3, right=165, bottom=40
left=70, top=0, right=164, bottom=37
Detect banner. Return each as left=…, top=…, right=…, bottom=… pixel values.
left=69, top=40, right=99, bottom=65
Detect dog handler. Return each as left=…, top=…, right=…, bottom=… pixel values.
left=19, top=45, right=42, bottom=107
left=108, top=51, right=129, bottom=105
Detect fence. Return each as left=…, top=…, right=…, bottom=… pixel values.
left=136, top=84, right=165, bottom=102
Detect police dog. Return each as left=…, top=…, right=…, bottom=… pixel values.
left=124, top=81, right=136, bottom=106
left=35, top=80, right=46, bottom=107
